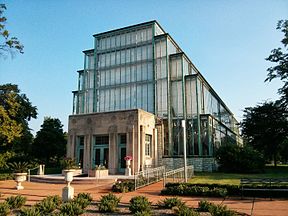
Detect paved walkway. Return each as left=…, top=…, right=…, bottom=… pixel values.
left=1, top=180, right=288, bottom=216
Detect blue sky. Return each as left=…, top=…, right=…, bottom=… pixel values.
left=1, top=0, right=287, bottom=134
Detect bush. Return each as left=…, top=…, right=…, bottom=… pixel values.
left=75, top=193, right=92, bottom=202
left=134, top=210, right=152, bottom=216
left=35, top=195, right=61, bottom=214
left=174, top=204, right=200, bottom=216
left=0, top=202, right=10, bottom=216
left=215, top=144, right=265, bottom=173
left=5, top=195, right=27, bottom=209
left=98, top=193, right=120, bottom=213
left=73, top=193, right=92, bottom=209
left=129, top=196, right=151, bottom=215
left=198, top=200, right=236, bottom=216
left=161, top=183, right=229, bottom=197
left=198, top=200, right=211, bottom=212
left=59, top=201, right=85, bottom=216
left=112, top=180, right=135, bottom=192
left=157, top=197, right=184, bottom=209
left=19, top=207, right=41, bottom=216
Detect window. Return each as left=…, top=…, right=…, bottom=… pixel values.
left=120, top=134, right=127, bottom=144
left=95, top=135, right=109, bottom=145
left=145, top=134, right=152, bottom=156
left=77, top=136, right=84, bottom=146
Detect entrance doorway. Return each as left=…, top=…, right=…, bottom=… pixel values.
left=76, top=136, right=84, bottom=168
left=93, top=135, right=109, bottom=169
left=118, top=134, right=127, bottom=173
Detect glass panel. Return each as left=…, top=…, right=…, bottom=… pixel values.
left=145, top=134, right=152, bottom=156
left=120, top=147, right=126, bottom=168
left=115, top=68, right=120, bottom=84
left=111, top=52, right=115, bottom=66
left=147, top=83, right=154, bottom=113
left=104, top=148, right=109, bottom=168
left=126, top=49, right=131, bottom=63
left=136, top=64, right=142, bottom=81
left=95, top=149, right=101, bottom=166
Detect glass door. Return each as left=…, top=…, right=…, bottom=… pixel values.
left=93, top=135, right=109, bottom=169
left=118, top=134, right=127, bottom=173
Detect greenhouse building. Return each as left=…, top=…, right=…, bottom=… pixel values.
left=67, top=20, right=242, bottom=175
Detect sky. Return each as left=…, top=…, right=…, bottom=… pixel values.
left=0, top=0, right=287, bottom=134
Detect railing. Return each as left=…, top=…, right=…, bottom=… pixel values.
left=27, top=166, right=39, bottom=182
left=134, top=166, right=165, bottom=190
left=134, top=165, right=194, bottom=190
left=27, top=164, right=45, bottom=182
left=163, top=165, right=194, bottom=186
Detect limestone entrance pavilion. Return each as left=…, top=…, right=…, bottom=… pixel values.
left=67, top=20, right=242, bottom=175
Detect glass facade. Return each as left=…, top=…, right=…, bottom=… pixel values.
left=72, top=20, right=241, bottom=158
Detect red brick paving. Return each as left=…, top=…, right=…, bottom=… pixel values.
left=1, top=179, right=288, bottom=215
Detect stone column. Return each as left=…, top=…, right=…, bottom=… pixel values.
left=127, top=125, right=135, bottom=174
left=153, top=128, right=158, bottom=167
left=83, top=133, right=92, bottom=173
left=108, top=125, right=117, bottom=174
left=140, top=125, right=145, bottom=170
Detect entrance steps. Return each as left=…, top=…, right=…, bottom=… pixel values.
left=29, top=174, right=134, bottom=184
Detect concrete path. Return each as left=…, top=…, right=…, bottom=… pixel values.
left=1, top=180, right=287, bottom=215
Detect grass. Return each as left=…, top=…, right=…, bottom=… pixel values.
left=190, top=165, right=288, bottom=185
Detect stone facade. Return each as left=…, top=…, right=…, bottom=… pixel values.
left=67, top=109, right=162, bottom=174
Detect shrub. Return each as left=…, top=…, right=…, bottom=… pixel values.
left=215, top=144, right=265, bottom=173
left=134, top=210, right=152, bottom=216
left=73, top=193, right=92, bottom=209
left=19, top=207, right=41, bottom=216
left=161, top=183, right=228, bottom=197
left=129, top=196, right=151, bottom=214
left=5, top=195, right=27, bottom=209
left=198, top=200, right=211, bottom=212
left=59, top=201, right=85, bottom=216
left=0, top=202, right=10, bottom=216
left=98, top=193, right=120, bottom=213
left=174, top=204, right=200, bottom=216
left=35, top=195, right=61, bottom=214
left=157, top=197, right=184, bottom=209
left=208, top=204, right=236, bottom=216
left=75, top=193, right=92, bottom=202
left=73, top=197, right=91, bottom=210
left=112, top=180, right=135, bottom=192
left=198, top=200, right=236, bottom=216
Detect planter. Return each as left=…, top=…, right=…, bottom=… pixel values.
left=89, top=169, right=109, bottom=178
left=126, top=159, right=131, bottom=167
left=14, top=173, right=27, bottom=190
left=61, top=168, right=82, bottom=176
left=63, top=169, right=76, bottom=186
left=125, top=159, right=132, bottom=176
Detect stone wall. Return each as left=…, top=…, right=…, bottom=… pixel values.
left=161, top=157, right=217, bottom=172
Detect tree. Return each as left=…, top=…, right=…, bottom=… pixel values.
left=265, top=20, right=288, bottom=108
left=0, top=84, right=37, bottom=147
left=215, top=144, right=265, bottom=173
left=32, top=117, right=67, bottom=165
left=241, top=101, right=288, bottom=166
left=0, top=4, right=24, bottom=57
left=0, top=84, right=37, bottom=168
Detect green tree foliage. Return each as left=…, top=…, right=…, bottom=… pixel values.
left=0, top=85, right=37, bottom=168
left=215, top=144, right=265, bottom=173
left=0, top=4, right=24, bottom=57
left=0, top=84, right=37, bottom=158
left=265, top=20, right=288, bottom=107
left=241, top=101, right=288, bottom=166
left=32, top=117, right=67, bottom=165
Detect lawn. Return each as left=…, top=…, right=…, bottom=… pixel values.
left=190, top=165, right=288, bottom=185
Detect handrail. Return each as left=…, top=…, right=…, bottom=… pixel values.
left=28, top=165, right=45, bottom=182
